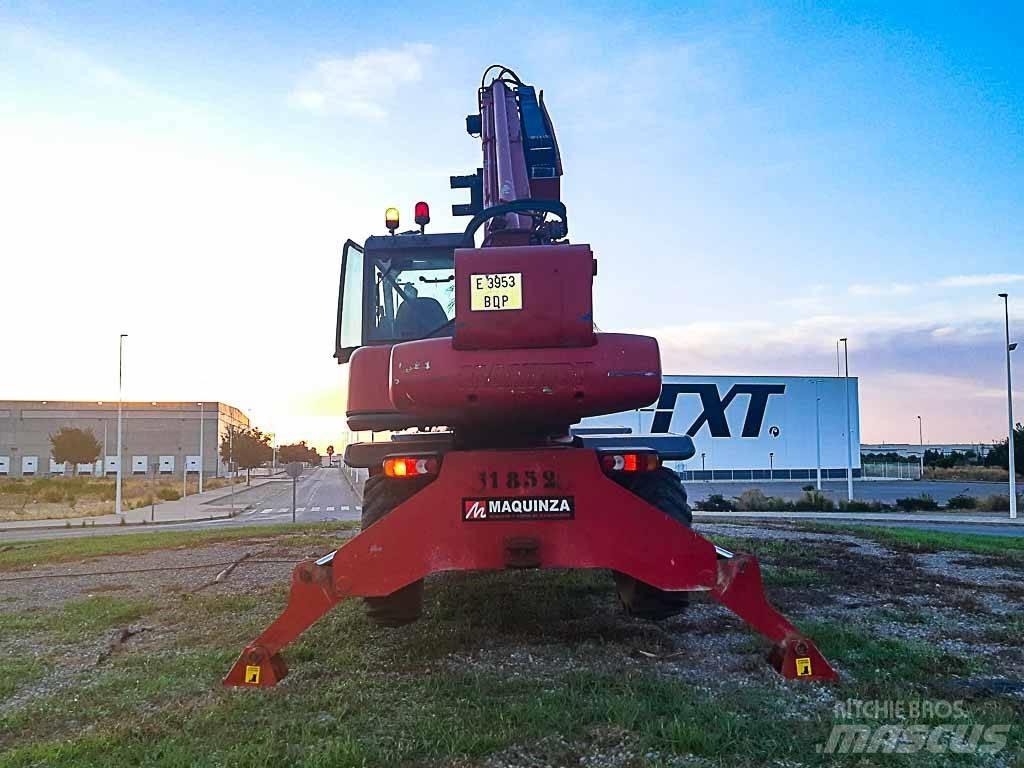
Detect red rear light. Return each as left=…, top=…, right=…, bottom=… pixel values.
left=414, top=201, right=430, bottom=227
left=599, top=451, right=660, bottom=473
left=383, top=455, right=439, bottom=478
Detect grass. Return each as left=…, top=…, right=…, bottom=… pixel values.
left=0, top=476, right=235, bottom=522
left=0, top=595, right=154, bottom=642
left=0, top=522, right=356, bottom=570
left=794, top=523, right=1024, bottom=559
left=2, top=566, right=1019, bottom=767
left=1, top=528, right=1021, bottom=766
left=0, top=655, right=48, bottom=700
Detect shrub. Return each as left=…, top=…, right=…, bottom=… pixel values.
left=42, top=488, right=64, bottom=504
left=839, top=499, right=891, bottom=512
left=735, top=489, right=769, bottom=511
left=735, top=489, right=792, bottom=511
left=895, top=494, right=939, bottom=511
left=793, top=490, right=835, bottom=511
left=157, top=488, right=181, bottom=501
left=801, top=484, right=815, bottom=492
left=975, top=494, right=1023, bottom=512
left=946, top=494, right=977, bottom=510
left=767, top=495, right=795, bottom=511
left=697, top=494, right=737, bottom=512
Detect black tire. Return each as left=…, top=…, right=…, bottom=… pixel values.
left=360, top=473, right=433, bottom=627
left=612, top=467, right=693, bottom=620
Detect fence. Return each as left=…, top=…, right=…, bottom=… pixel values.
left=861, top=461, right=922, bottom=480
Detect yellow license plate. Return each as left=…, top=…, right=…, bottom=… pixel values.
left=470, top=272, right=522, bottom=311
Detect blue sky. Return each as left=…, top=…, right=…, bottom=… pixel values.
left=1, top=1, right=1021, bottom=447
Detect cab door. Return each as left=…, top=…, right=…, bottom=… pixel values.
left=334, top=239, right=365, bottom=363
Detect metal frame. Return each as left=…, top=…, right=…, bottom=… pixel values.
left=225, top=448, right=837, bottom=686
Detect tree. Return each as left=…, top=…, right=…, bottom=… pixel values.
left=985, top=423, right=1024, bottom=476
left=220, top=426, right=273, bottom=485
left=49, top=427, right=101, bottom=476
left=278, top=441, right=320, bottom=466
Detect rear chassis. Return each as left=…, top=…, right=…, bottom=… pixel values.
left=224, top=446, right=837, bottom=686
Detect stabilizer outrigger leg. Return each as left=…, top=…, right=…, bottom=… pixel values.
left=223, top=556, right=341, bottom=687
left=224, top=450, right=838, bottom=688
left=709, top=552, right=835, bottom=681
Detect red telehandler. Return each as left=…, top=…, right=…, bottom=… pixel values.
left=224, top=66, right=837, bottom=687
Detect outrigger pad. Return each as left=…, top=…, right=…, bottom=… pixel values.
left=224, top=645, right=288, bottom=688
left=769, top=637, right=836, bottom=682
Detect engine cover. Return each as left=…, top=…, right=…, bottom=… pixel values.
left=389, top=333, right=661, bottom=428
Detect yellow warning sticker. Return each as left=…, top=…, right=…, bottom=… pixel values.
left=470, top=273, right=523, bottom=311
left=244, top=665, right=261, bottom=685
left=795, top=657, right=813, bottom=677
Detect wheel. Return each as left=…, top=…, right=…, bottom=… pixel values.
left=611, top=467, right=693, bottom=620
left=360, top=473, right=433, bottom=627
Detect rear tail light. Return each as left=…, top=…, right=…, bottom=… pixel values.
left=383, top=455, right=440, bottom=478
left=599, top=451, right=660, bottom=473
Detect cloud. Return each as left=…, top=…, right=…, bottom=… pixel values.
left=845, top=273, right=1024, bottom=297
left=1, top=22, right=141, bottom=95
left=630, top=310, right=1017, bottom=442
left=934, top=273, right=1024, bottom=288
left=849, top=282, right=915, bottom=297
left=289, top=43, right=435, bottom=120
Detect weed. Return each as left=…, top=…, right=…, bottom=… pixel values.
left=946, top=493, right=977, bottom=509
left=697, top=493, right=736, bottom=512
left=0, top=522, right=356, bottom=570
left=895, top=494, right=940, bottom=511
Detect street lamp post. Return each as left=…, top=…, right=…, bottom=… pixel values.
left=841, top=337, right=854, bottom=502
left=198, top=402, right=205, bottom=494
left=229, top=427, right=236, bottom=516
left=917, top=415, right=924, bottom=481
left=769, top=451, right=774, bottom=478
left=115, top=334, right=127, bottom=515
left=998, top=293, right=1017, bottom=520
left=813, top=379, right=823, bottom=490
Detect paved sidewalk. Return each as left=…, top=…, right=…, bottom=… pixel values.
left=0, top=476, right=288, bottom=532
left=694, top=510, right=1023, bottom=525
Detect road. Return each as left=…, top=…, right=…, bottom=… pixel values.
left=229, top=466, right=363, bottom=525
left=6, top=470, right=1020, bottom=543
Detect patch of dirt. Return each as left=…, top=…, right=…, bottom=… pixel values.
left=445, top=728, right=716, bottom=768
left=0, top=539, right=344, bottom=611
left=3, top=520, right=1024, bottom=743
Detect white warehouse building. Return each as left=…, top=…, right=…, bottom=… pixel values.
left=583, top=375, right=861, bottom=482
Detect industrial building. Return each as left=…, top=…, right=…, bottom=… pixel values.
left=0, top=401, right=249, bottom=478
left=583, top=375, right=861, bottom=481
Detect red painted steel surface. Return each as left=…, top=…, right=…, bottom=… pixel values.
left=346, top=346, right=395, bottom=415
left=453, top=244, right=595, bottom=350
left=389, top=333, right=661, bottom=427
left=225, top=448, right=838, bottom=687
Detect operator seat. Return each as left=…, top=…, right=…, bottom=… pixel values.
left=396, top=297, right=449, bottom=338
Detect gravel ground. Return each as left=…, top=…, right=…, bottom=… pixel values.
left=2, top=521, right=1022, bottom=765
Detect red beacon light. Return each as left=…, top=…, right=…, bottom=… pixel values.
left=414, top=201, right=430, bottom=233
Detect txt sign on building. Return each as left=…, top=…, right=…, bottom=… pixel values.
left=582, top=375, right=861, bottom=481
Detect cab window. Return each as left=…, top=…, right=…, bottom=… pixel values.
left=369, top=254, right=455, bottom=341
